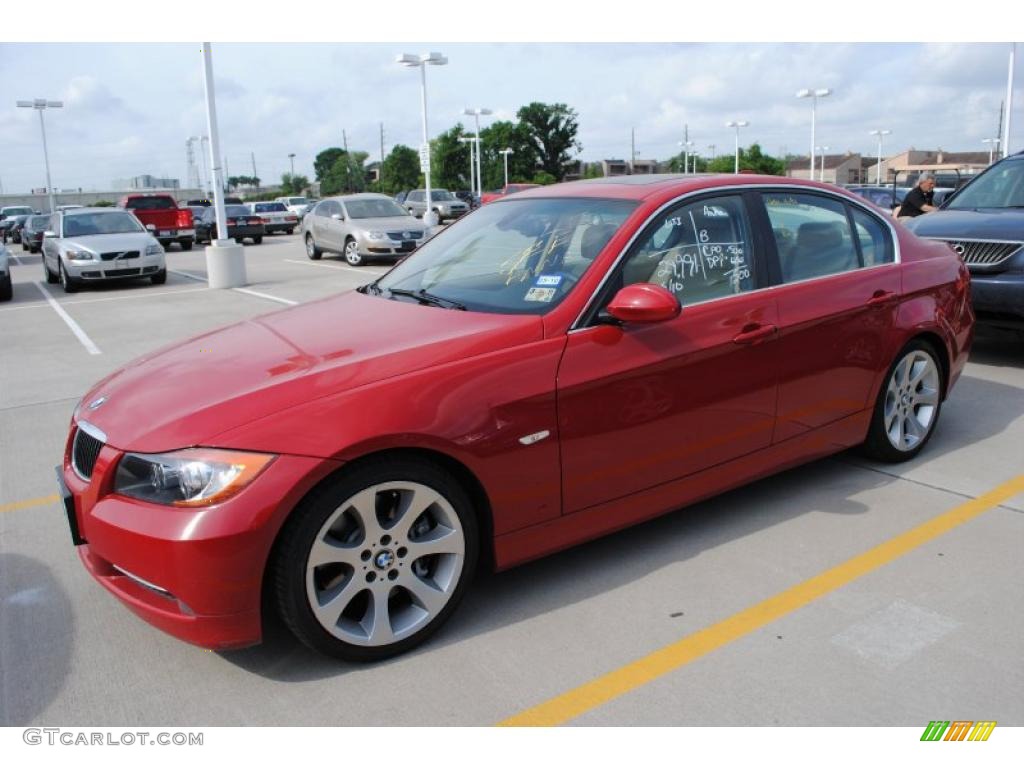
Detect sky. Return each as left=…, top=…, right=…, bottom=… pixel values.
left=0, top=41, right=1020, bottom=194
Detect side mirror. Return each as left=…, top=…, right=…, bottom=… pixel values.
left=43, top=231, right=57, bottom=238
left=603, top=283, right=680, bottom=325
left=331, top=213, right=344, bottom=221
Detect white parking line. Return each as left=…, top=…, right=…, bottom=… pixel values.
left=169, top=269, right=297, bottom=306
left=284, top=259, right=387, bottom=276
left=0, top=286, right=209, bottom=313
left=10, top=252, right=24, bottom=266
left=34, top=282, right=101, bottom=355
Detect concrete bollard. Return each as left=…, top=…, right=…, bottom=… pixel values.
left=205, top=239, right=247, bottom=288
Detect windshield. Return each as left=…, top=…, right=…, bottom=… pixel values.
left=3, top=207, right=33, bottom=217
left=224, top=205, right=251, bottom=217
left=346, top=199, right=409, bottom=219
left=28, top=215, right=50, bottom=228
left=946, top=159, right=1024, bottom=209
left=429, top=191, right=455, bottom=201
left=375, top=197, right=638, bottom=314
left=253, top=202, right=287, bottom=212
left=285, top=197, right=307, bottom=205
left=63, top=212, right=145, bottom=237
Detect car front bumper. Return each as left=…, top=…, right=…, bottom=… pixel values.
left=60, top=436, right=336, bottom=649
left=970, top=269, right=1024, bottom=327
left=354, top=233, right=424, bottom=257
left=64, top=253, right=166, bottom=280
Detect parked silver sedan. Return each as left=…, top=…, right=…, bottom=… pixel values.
left=40, top=208, right=166, bottom=293
left=300, top=193, right=427, bottom=266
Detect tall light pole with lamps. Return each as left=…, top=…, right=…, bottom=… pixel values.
left=726, top=121, right=748, bottom=173
left=464, top=108, right=492, bottom=201
left=288, top=153, right=296, bottom=177
left=458, top=136, right=477, bottom=198
left=796, top=88, right=831, bottom=182
left=499, top=148, right=514, bottom=187
left=869, top=129, right=891, bottom=184
left=816, top=146, right=829, bottom=182
left=396, top=52, right=448, bottom=227
left=982, top=137, right=1000, bottom=165
left=16, top=99, right=62, bottom=213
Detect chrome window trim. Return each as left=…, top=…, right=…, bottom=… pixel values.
left=568, top=182, right=902, bottom=332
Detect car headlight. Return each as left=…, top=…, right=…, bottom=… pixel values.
left=145, top=243, right=163, bottom=256
left=65, top=249, right=96, bottom=262
left=366, top=231, right=386, bottom=240
left=114, top=448, right=275, bottom=507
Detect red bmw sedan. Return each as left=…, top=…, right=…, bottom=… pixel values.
left=58, top=175, right=974, bottom=661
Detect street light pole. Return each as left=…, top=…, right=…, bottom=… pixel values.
left=499, top=148, right=513, bottom=187
left=288, top=153, right=296, bottom=177
left=464, top=108, right=492, bottom=201
left=982, top=137, right=1000, bottom=165
left=16, top=98, right=63, bottom=213
left=1004, top=43, right=1015, bottom=159
left=397, top=52, right=448, bottom=227
left=458, top=136, right=476, bottom=198
left=797, top=88, right=831, bottom=181
left=816, top=146, right=829, bottom=182
left=725, top=121, right=748, bottom=173
left=869, top=129, right=891, bottom=184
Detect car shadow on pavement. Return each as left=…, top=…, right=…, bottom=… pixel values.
left=966, top=325, right=1024, bottom=368
left=219, top=367, right=1024, bottom=682
left=0, top=553, right=75, bottom=725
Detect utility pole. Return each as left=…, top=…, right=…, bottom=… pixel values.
left=251, top=151, right=258, bottom=191
left=380, top=123, right=386, bottom=168
left=224, top=156, right=230, bottom=192
left=1004, top=43, right=1015, bottom=158
left=631, top=127, right=636, bottom=173
left=343, top=130, right=349, bottom=153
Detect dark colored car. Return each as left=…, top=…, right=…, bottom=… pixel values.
left=195, top=204, right=266, bottom=245
left=21, top=214, right=51, bottom=253
left=847, top=185, right=911, bottom=211
left=453, top=190, right=479, bottom=209
left=904, top=150, right=1024, bottom=330
left=4, top=215, right=30, bottom=244
left=60, top=174, right=972, bottom=661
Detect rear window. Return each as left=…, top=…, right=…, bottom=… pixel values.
left=224, top=205, right=251, bottom=216
left=253, top=203, right=288, bottom=212
left=123, top=197, right=177, bottom=211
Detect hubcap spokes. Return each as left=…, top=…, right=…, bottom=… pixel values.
left=305, top=481, right=464, bottom=647
left=884, top=351, right=940, bottom=451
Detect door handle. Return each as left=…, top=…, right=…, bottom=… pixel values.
left=866, top=290, right=898, bottom=307
left=732, top=323, right=778, bottom=345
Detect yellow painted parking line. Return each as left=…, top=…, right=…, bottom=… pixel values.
left=499, top=474, right=1024, bottom=727
left=0, top=494, right=59, bottom=514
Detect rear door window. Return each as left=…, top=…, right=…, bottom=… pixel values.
left=762, top=193, right=860, bottom=282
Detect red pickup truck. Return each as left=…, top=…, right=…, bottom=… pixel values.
left=119, top=193, right=195, bottom=250
left=479, top=183, right=541, bottom=205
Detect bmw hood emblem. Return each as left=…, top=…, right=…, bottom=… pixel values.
left=87, top=396, right=108, bottom=411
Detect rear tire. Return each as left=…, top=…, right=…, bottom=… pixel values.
left=0, top=273, right=12, bottom=302
left=861, top=339, right=944, bottom=462
left=286, top=228, right=295, bottom=235
left=179, top=239, right=193, bottom=251
left=271, top=457, right=479, bottom=662
left=151, top=269, right=167, bottom=285
left=253, top=236, right=263, bottom=245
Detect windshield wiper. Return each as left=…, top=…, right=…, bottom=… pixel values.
left=386, top=287, right=467, bottom=310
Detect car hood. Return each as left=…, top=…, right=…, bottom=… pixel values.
left=75, top=291, right=543, bottom=453
left=60, top=232, right=159, bottom=252
left=904, top=208, right=1024, bottom=241
left=347, top=216, right=424, bottom=233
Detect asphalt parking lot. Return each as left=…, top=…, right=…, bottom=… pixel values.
left=1, top=232, right=1022, bottom=727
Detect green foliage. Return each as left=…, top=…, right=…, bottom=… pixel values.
left=478, top=120, right=537, bottom=190
left=314, top=148, right=346, bottom=182
left=531, top=171, right=557, bottom=186
left=92, top=200, right=115, bottom=207
left=226, top=175, right=259, bottom=190
left=705, top=143, right=784, bottom=175
left=380, top=144, right=423, bottom=195
left=428, top=124, right=472, bottom=191
left=320, top=151, right=368, bottom=196
left=582, top=164, right=604, bottom=179
left=516, top=102, right=582, bottom=181
left=279, top=173, right=310, bottom=196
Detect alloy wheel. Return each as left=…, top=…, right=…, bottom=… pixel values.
left=344, top=240, right=362, bottom=266
left=883, top=349, right=940, bottom=451
left=304, top=481, right=466, bottom=648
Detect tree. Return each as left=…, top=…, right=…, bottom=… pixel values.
left=531, top=171, right=557, bottom=185
left=583, top=163, right=604, bottom=179
left=516, top=102, right=582, bottom=181
left=380, top=144, right=422, bottom=194
left=280, top=173, right=310, bottom=195
left=428, top=124, right=472, bottom=191
left=705, top=143, right=785, bottom=175
left=314, top=148, right=346, bottom=182
left=320, top=151, right=369, bottom=195
left=478, top=120, right=537, bottom=190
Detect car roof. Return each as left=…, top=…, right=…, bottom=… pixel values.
left=325, top=193, right=396, bottom=202
left=62, top=207, right=133, bottom=215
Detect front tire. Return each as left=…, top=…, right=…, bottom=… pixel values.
left=861, top=339, right=944, bottom=462
left=58, top=260, right=79, bottom=293
left=151, top=269, right=167, bottom=285
left=272, top=457, right=479, bottom=662
left=305, top=234, right=322, bottom=260
left=0, top=272, right=12, bottom=302
left=43, top=257, right=58, bottom=284
left=343, top=238, right=363, bottom=266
